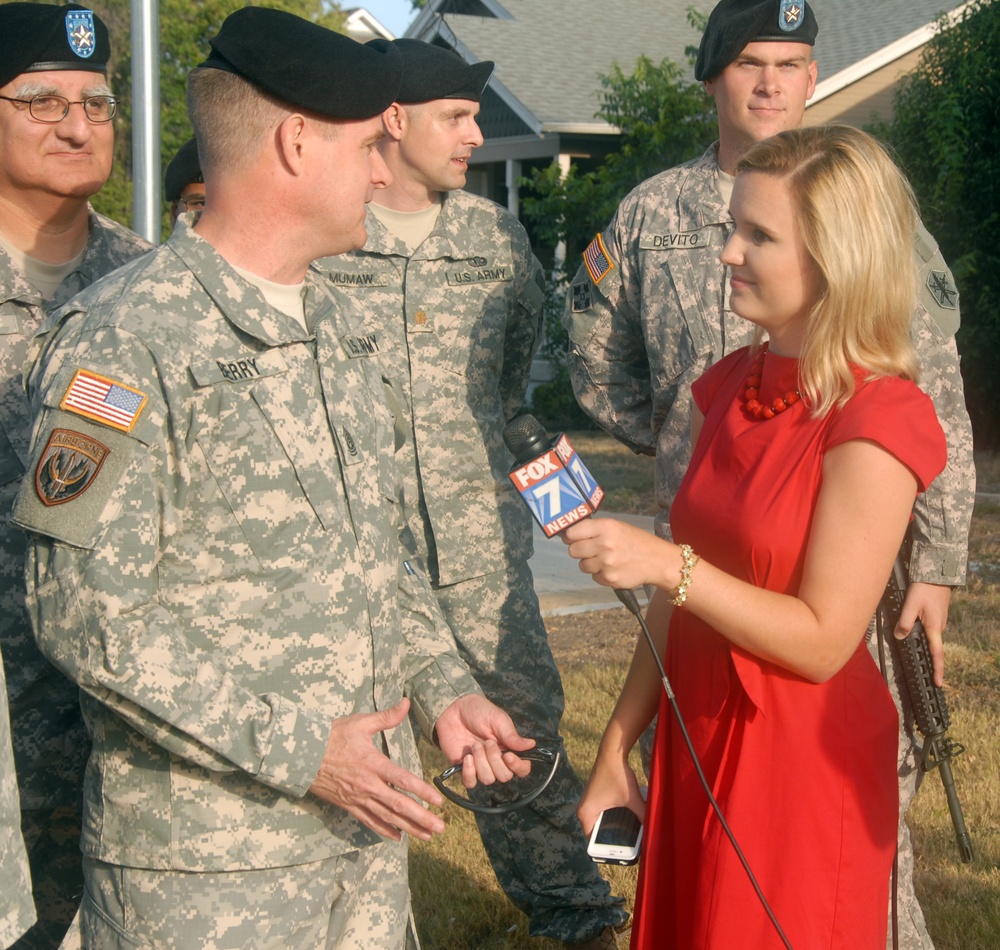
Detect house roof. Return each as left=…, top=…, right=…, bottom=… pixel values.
left=409, top=0, right=967, bottom=134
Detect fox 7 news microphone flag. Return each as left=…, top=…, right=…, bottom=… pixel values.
left=503, top=415, right=605, bottom=537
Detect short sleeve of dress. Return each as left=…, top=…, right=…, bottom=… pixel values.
left=826, top=375, right=947, bottom=492
left=692, top=348, right=752, bottom=416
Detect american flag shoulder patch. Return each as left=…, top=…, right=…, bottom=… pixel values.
left=582, top=233, right=615, bottom=284
left=60, top=369, right=147, bottom=432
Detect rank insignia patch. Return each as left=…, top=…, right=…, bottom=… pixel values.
left=60, top=369, right=147, bottom=432
left=65, top=9, right=97, bottom=58
left=35, top=429, right=109, bottom=506
left=779, top=1, right=805, bottom=32
left=927, top=270, right=959, bottom=310
left=583, top=233, right=615, bottom=285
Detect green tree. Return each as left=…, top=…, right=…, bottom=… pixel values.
left=874, top=0, right=1000, bottom=445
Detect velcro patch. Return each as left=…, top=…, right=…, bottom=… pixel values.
left=582, top=234, right=615, bottom=285
left=34, top=428, right=109, bottom=506
left=60, top=369, right=147, bottom=432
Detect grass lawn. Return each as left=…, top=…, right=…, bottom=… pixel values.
left=410, top=434, right=1000, bottom=948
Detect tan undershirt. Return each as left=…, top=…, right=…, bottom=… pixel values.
left=369, top=199, right=442, bottom=252
left=231, top=263, right=307, bottom=334
left=0, top=230, right=85, bottom=301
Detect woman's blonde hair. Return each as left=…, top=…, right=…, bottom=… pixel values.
left=735, top=125, right=920, bottom=415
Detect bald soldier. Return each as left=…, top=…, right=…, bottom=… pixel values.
left=13, top=9, right=532, bottom=948
left=563, top=2, right=975, bottom=948
left=0, top=4, right=151, bottom=946
left=317, top=39, right=628, bottom=949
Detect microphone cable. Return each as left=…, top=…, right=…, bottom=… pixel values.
left=614, top=587, right=794, bottom=950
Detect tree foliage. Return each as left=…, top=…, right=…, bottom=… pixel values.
left=11, top=0, right=346, bottom=236
left=520, top=54, right=716, bottom=271
left=874, top=0, right=1000, bottom=445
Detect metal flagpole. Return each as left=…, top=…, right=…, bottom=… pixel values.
left=130, top=0, right=160, bottom=244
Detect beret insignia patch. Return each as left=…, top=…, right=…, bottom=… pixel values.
left=60, top=369, right=147, bottom=432
left=779, top=1, right=805, bottom=32
left=65, top=10, right=97, bottom=59
left=35, top=429, right=109, bottom=506
left=927, top=270, right=959, bottom=310
left=583, top=233, right=615, bottom=285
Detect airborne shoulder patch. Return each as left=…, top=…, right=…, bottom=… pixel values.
left=60, top=369, right=147, bottom=432
left=35, top=428, right=109, bottom=506
left=582, top=234, right=615, bottom=285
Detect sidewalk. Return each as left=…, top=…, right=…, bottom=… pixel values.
left=529, top=511, right=653, bottom=617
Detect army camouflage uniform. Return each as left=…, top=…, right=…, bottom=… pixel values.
left=318, top=191, right=627, bottom=943
left=0, top=210, right=150, bottom=949
left=564, top=143, right=975, bottom=950
left=12, top=220, right=484, bottom=949
left=0, top=657, right=35, bottom=948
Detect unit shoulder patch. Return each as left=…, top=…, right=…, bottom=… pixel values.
left=926, top=269, right=959, bottom=311
left=571, top=280, right=593, bottom=313
left=35, top=428, right=110, bottom=506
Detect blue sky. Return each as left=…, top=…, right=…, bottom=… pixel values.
left=359, top=0, right=417, bottom=37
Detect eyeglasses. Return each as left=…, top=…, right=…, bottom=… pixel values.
left=433, top=747, right=561, bottom=815
left=0, top=94, right=118, bottom=124
left=177, top=194, right=206, bottom=211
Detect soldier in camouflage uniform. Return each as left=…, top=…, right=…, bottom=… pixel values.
left=0, top=6, right=152, bottom=946
left=0, top=658, right=35, bottom=948
left=12, top=10, right=532, bottom=948
left=317, top=39, right=628, bottom=950
left=563, top=3, right=975, bottom=949
left=164, top=137, right=204, bottom=230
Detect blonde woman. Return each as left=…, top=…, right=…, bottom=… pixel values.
left=565, top=126, right=947, bottom=949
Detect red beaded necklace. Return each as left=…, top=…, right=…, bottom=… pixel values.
left=744, top=347, right=801, bottom=420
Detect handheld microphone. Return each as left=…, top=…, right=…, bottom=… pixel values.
left=503, top=414, right=640, bottom=614
left=503, top=415, right=605, bottom=538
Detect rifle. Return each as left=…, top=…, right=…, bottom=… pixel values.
left=877, top=534, right=974, bottom=864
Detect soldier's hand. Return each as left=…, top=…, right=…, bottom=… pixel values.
left=435, top=694, right=535, bottom=789
left=309, top=698, right=447, bottom=842
left=895, top=581, right=951, bottom=687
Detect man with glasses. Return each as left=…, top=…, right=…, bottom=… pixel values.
left=164, top=137, right=205, bottom=229
left=0, top=4, right=150, bottom=946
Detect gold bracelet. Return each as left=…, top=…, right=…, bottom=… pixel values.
left=671, top=544, right=701, bottom=607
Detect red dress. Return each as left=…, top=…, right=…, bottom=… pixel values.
left=632, top=347, right=947, bottom=950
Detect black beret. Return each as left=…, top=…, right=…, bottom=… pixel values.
left=198, top=6, right=401, bottom=120
left=164, top=138, right=203, bottom=202
left=367, top=38, right=494, bottom=104
left=0, top=3, right=110, bottom=90
left=695, top=0, right=818, bottom=82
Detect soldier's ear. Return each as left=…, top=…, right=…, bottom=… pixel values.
left=381, top=102, right=406, bottom=142
left=275, top=113, right=309, bottom=175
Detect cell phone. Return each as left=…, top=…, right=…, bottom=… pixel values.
left=587, top=805, right=643, bottom=865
